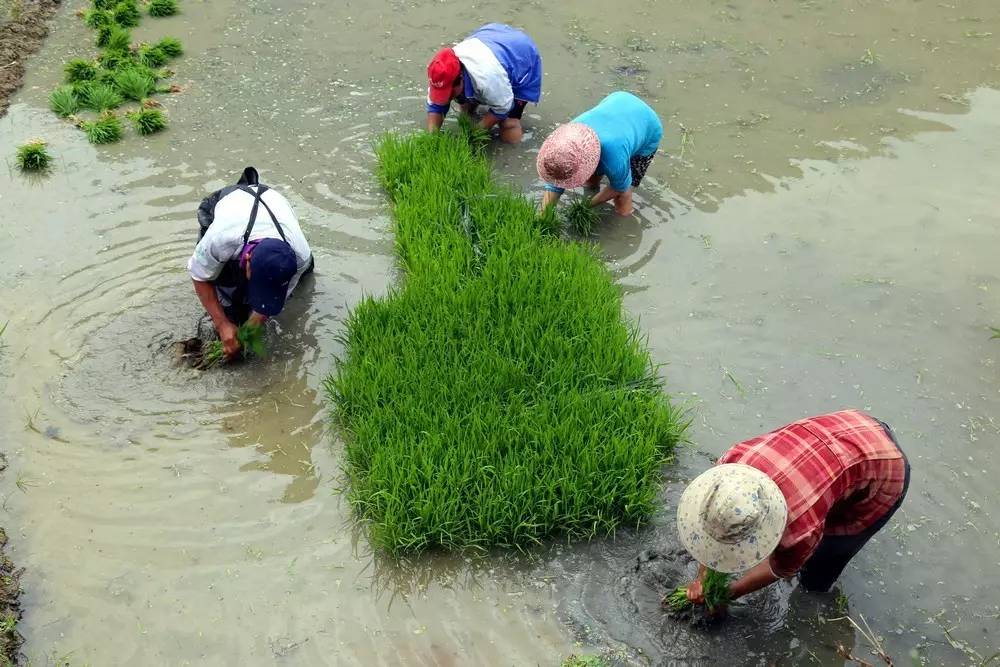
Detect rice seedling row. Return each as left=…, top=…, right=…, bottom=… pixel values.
left=326, top=129, right=687, bottom=555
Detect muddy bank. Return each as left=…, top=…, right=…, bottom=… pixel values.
left=0, top=0, right=61, bottom=117
left=0, top=457, right=22, bottom=667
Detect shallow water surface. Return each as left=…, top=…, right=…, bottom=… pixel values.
left=0, top=0, right=998, bottom=665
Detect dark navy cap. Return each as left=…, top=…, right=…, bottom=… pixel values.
left=247, top=238, right=297, bottom=317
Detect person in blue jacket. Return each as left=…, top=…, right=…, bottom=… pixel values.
left=537, top=91, right=663, bottom=216
left=426, top=23, right=542, bottom=144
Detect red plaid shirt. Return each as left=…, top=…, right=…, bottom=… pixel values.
left=718, top=410, right=906, bottom=577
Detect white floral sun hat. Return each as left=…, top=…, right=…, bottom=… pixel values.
left=676, top=463, right=789, bottom=574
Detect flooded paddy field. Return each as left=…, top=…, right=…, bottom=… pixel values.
left=0, top=0, right=998, bottom=664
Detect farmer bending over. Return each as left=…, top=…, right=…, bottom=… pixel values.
left=537, top=91, right=662, bottom=217
left=677, top=410, right=910, bottom=607
left=188, top=167, right=313, bottom=359
left=426, top=23, right=542, bottom=144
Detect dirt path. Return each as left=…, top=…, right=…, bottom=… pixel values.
left=0, top=0, right=62, bottom=118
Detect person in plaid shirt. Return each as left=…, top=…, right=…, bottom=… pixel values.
left=676, top=410, right=910, bottom=606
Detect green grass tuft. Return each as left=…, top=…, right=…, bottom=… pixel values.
left=327, top=130, right=686, bottom=555
left=127, top=107, right=167, bottom=135
left=112, top=0, right=141, bottom=27
left=564, top=198, right=600, bottom=237
left=148, top=0, right=178, bottom=17
left=138, top=44, right=168, bottom=68
left=49, top=86, right=81, bottom=117
left=113, top=66, right=156, bottom=101
left=81, top=82, right=123, bottom=111
left=97, top=24, right=131, bottom=51
left=64, top=58, right=98, bottom=83
left=81, top=112, right=123, bottom=144
left=83, top=8, right=113, bottom=28
left=154, top=36, right=183, bottom=58
left=15, top=141, right=52, bottom=172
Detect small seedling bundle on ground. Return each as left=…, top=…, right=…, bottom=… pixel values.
left=664, top=568, right=732, bottom=615
left=15, top=140, right=52, bottom=172
left=54, top=0, right=184, bottom=143
left=327, top=129, right=686, bottom=555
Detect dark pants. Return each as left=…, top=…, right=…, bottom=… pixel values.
left=798, top=420, right=911, bottom=592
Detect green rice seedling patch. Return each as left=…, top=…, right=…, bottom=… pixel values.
left=113, top=66, right=155, bottom=100
left=64, top=58, right=98, bottom=83
left=327, top=129, right=686, bottom=555
left=80, top=112, right=123, bottom=144
left=49, top=86, right=80, bottom=117
left=81, top=82, right=122, bottom=111
left=564, top=198, right=600, bottom=237
left=148, top=0, right=179, bottom=17
left=15, top=141, right=52, bottom=172
left=83, top=8, right=113, bottom=29
left=155, top=36, right=183, bottom=58
left=138, top=44, right=168, bottom=68
left=127, top=107, right=167, bottom=135
left=112, top=0, right=140, bottom=28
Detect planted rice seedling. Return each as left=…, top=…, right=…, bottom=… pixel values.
left=113, top=66, right=155, bottom=100
left=155, top=36, right=183, bottom=58
left=148, top=0, right=178, bottom=17
left=127, top=107, right=167, bottom=135
left=15, top=140, right=52, bottom=172
left=92, top=0, right=115, bottom=9
left=81, top=82, right=122, bottom=111
left=328, top=129, right=686, bottom=555
left=49, top=86, right=81, bottom=117
left=458, top=113, right=490, bottom=153
left=64, top=58, right=98, bottom=83
left=80, top=112, right=123, bottom=144
left=96, top=23, right=130, bottom=50
left=564, top=198, right=600, bottom=237
left=83, top=8, right=112, bottom=28
left=112, top=0, right=141, bottom=28
left=138, top=44, right=168, bottom=68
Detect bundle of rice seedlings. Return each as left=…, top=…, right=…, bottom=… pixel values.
left=154, top=36, right=183, bottom=58
left=457, top=113, right=490, bottom=153
left=92, top=0, right=115, bottom=9
left=138, top=45, right=168, bottom=68
left=200, top=323, right=267, bottom=369
left=148, top=0, right=178, bottom=17
left=113, top=67, right=155, bottom=101
left=15, top=140, right=52, bottom=172
left=64, top=58, right=98, bottom=83
left=112, top=0, right=141, bottom=27
left=49, top=86, right=81, bottom=117
left=127, top=107, right=167, bottom=135
left=96, top=24, right=130, bottom=51
left=80, top=112, right=123, bottom=144
left=83, top=8, right=113, bottom=28
left=564, top=198, right=600, bottom=237
left=98, top=48, right=135, bottom=71
left=664, top=569, right=733, bottom=614
left=81, top=82, right=123, bottom=111
left=329, top=129, right=687, bottom=555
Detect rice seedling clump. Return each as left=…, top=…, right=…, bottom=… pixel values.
left=81, top=112, right=123, bottom=144
left=64, top=58, right=98, bottom=83
left=128, top=107, right=167, bottom=135
left=564, top=198, right=600, bottom=237
left=664, top=568, right=733, bottom=615
left=49, top=86, right=81, bottom=117
left=81, top=82, right=123, bottom=111
left=148, top=0, right=179, bottom=17
left=199, top=323, right=267, bottom=369
left=112, top=0, right=141, bottom=28
left=15, top=141, right=52, bottom=172
left=327, top=130, right=686, bottom=554
left=155, top=36, right=183, bottom=58
left=113, top=66, right=156, bottom=101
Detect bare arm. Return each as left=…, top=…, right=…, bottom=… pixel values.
left=427, top=112, right=445, bottom=133
left=192, top=279, right=240, bottom=357
left=728, top=560, right=781, bottom=600
left=480, top=111, right=502, bottom=131
left=590, top=186, right=634, bottom=215
left=540, top=189, right=562, bottom=212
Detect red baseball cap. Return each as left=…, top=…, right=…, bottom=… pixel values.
left=427, top=47, right=461, bottom=105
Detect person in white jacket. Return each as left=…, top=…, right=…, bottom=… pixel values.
left=425, top=23, right=542, bottom=144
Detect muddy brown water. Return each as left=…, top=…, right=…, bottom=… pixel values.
left=1, top=0, right=999, bottom=665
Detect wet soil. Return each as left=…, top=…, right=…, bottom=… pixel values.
left=0, top=0, right=62, bottom=118
left=0, top=457, right=23, bottom=667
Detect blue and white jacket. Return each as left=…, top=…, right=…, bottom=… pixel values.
left=427, top=23, right=542, bottom=119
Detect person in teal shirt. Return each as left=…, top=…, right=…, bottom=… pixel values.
left=537, top=91, right=662, bottom=216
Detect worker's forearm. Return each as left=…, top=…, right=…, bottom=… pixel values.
left=193, top=279, right=229, bottom=329
left=540, top=190, right=562, bottom=211
left=427, top=112, right=445, bottom=132
left=590, top=186, right=623, bottom=207
left=728, top=560, right=780, bottom=600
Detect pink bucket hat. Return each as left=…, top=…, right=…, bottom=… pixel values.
left=536, top=123, right=601, bottom=190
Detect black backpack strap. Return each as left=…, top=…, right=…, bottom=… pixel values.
left=237, top=184, right=287, bottom=245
